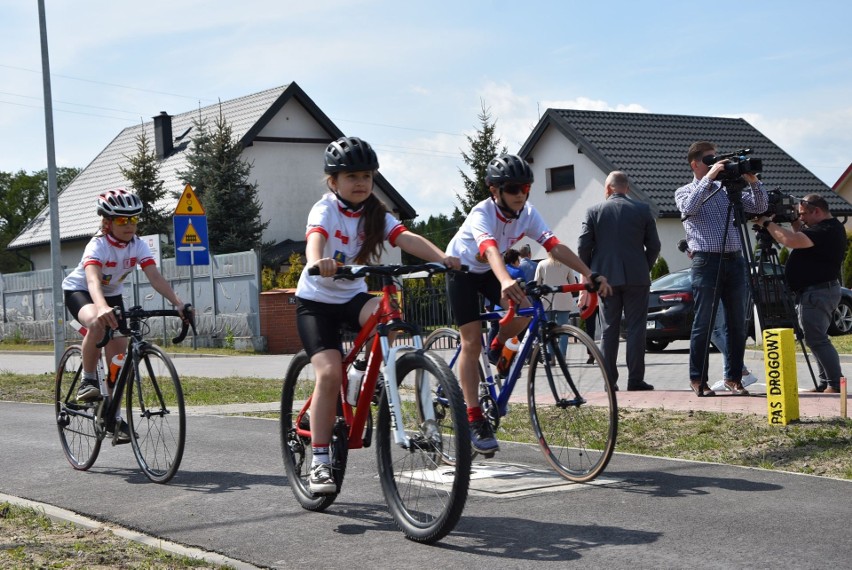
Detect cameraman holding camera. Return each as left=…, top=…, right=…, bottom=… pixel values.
left=757, top=194, right=846, bottom=393
left=675, top=141, right=768, bottom=397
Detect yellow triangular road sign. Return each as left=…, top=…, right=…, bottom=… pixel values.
left=174, top=184, right=205, bottom=215
left=181, top=219, right=201, bottom=244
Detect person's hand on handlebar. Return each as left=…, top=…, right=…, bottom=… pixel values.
left=501, top=276, right=526, bottom=306
left=438, top=255, right=461, bottom=271
left=177, top=303, right=194, bottom=324
left=310, top=257, right=340, bottom=278
left=96, top=303, right=119, bottom=330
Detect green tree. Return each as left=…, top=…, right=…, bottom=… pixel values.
left=119, top=130, right=172, bottom=253
left=177, top=109, right=268, bottom=254
left=401, top=213, right=459, bottom=264
left=0, top=167, right=80, bottom=272
left=651, top=256, right=669, bottom=280
left=453, top=101, right=506, bottom=221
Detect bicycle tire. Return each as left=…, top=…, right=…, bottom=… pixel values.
left=527, top=324, right=617, bottom=482
left=126, top=344, right=186, bottom=484
left=421, top=328, right=463, bottom=465
left=376, top=350, right=471, bottom=543
left=280, top=350, right=346, bottom=511
left=55, top=344, right=102, bottom=470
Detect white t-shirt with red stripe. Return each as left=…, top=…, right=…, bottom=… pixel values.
left=446, top=197, right=559, bottom=274
left=61, top=233, right=156, bottom=296
left=296, top=193, right=407, bottom=304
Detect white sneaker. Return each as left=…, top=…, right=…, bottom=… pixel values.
left=309, top=463, right=336, bottom=495
left=740, top=372, right=759, bottom=388
left=710, top=379, right=727, bottom=392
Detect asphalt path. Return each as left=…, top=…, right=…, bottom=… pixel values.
left=1, top=395, right=850, bottom=569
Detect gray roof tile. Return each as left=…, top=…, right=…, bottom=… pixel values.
left=520, top=109, right=849, bottom=218
left=10, top=83, right=414, bottom=250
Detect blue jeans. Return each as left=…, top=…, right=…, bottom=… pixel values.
left=690, top=252, right=748, bottom=382
left=710, top=301, right=750, bottom=379
left=547, top=310, right=570, bottom=354
left=798, top=285, right=843, bottom=388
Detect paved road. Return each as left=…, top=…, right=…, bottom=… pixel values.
left=1, top=400, right=849, bottom=569
left=1, top=343, right=850, bottom=568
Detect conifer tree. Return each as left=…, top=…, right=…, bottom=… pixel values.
left=177, top=108, right=268, bottom=253
left=120, top=130, right=171, bottom=246
left=453, top=102, right=506, bottom=220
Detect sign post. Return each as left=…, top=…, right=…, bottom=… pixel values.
left=173, top=184, right=210, bottom=349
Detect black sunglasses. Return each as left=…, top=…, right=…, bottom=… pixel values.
left=501, top=183, right=531, bottom=196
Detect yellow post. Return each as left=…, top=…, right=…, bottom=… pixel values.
left=763, top=328, right=799, bottom=425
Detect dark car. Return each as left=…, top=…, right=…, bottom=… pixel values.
left=640, top=268, right=852, bottom=352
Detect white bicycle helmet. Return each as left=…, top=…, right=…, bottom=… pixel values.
left=97, top=188, right=143, bottom=217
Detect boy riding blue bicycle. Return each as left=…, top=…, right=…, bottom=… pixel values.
left=445, top=154, right=612, bottom=455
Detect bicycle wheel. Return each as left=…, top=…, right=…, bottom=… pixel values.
left=376, top=350, right=470, bottom=543
left=527, top=324, right=617, bottom=482
left=280, top=350, right=347, bottom=511
left=126, top=345, right=186, bottom=484
left=55, top=345, right=102, bottom=470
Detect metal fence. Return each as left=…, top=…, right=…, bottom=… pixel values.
left=0, top=250, right=262, bottom=349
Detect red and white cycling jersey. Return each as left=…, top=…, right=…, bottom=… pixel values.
left=61, top=233, right=156, bottom=296
left=446, top=198, right=559, bottom=274
left=296, top=193, right=407, bottom=304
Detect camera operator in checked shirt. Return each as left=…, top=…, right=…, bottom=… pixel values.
left=757, top=194, right=847, bottom=393
left=675, top=141, right=768, bottom=397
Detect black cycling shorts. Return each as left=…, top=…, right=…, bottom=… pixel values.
left=64, top=290, right=124, bottom=322
left=447, top=270, right=502, bottom=327
left=296, top=293, right=375, bottom=357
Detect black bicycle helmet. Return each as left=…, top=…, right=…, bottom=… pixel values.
left=485, top=154, right=534, bottom=186
left=97, top=188, right=143, bottom=217
left=324, top=137, right=379, bottom=174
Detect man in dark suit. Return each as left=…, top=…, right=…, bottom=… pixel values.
left=578, top=171, right=661, bottom=391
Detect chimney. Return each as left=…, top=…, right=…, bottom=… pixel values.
left=153, top=111, right=173, bottom=159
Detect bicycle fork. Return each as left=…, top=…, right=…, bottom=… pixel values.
left=379, top=336, right=435, bottom=450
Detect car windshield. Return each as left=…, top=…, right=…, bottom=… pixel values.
left=651, top=270, right=691, bottom=291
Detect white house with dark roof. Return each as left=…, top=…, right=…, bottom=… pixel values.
left=8, top=82, right=416, bottom=270
left=517, top=108, right=851, bottom=272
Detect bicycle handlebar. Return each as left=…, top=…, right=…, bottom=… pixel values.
left=499, top=282, right=599, bottom=326
left=307, top=262, right=468, bottom=279
left=96, top=303, right=197, bottom=348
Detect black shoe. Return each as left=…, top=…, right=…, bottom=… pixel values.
left=470, top=418, right=499, bottom=455
left=487, top=347, right=501, bottom=366
left=586, top=355, right=595, bottom=365
left=809, top=382, right=828, bottom=393
left=76, top=379, right=101, bottom=402
left=627, top=382, right=655, bottom=391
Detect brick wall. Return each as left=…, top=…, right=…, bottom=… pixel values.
left=259, top=289, right=302, bottom=354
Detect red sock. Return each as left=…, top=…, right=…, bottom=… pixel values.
left=490, top=337, right=503, bottom=351
left=467, top=406, right=484, bottom=423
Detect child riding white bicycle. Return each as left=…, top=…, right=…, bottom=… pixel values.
left=444, top=154, right=612, bottom=456
left=294, top=137, right=460, bottom=494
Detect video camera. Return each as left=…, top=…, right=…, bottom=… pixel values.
left=702, top=148, right=763, bottom=182
left=757, top=188, right=799, bottom=224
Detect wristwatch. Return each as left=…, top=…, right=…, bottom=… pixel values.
left=762, top=220, right=772, bottom=228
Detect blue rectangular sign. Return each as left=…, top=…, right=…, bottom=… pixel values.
left=173, top=215, right=210, bottom=266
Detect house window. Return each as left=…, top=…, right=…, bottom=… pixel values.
left=548, top=165, right=575, bottom=192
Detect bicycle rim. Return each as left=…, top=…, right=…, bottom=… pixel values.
left=280, top=350, right=342, bottom=511
left=376, top=350, right=471, bottom=543
left=55, top=345, right=102, bottom=470
left=527, top=325, right=617, bottom=482
left=127, top=345, right=186, bottom=483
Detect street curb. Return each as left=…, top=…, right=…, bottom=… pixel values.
left=0, top=493, right=260, bottom=569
